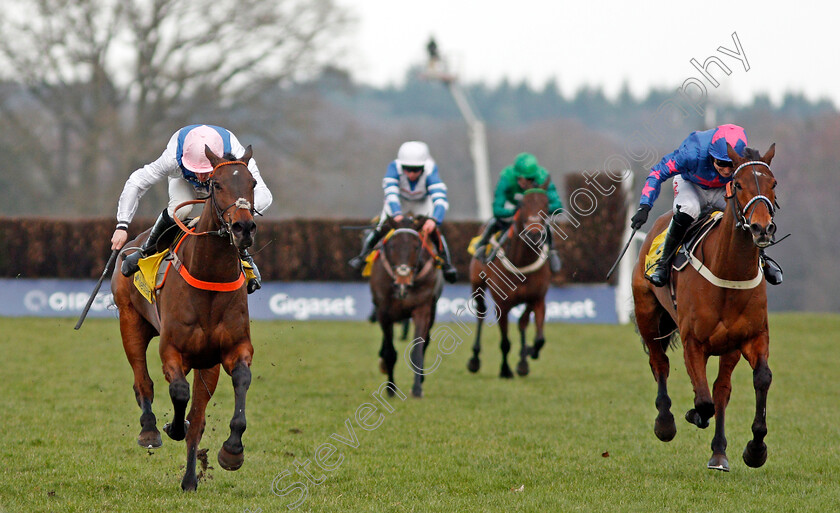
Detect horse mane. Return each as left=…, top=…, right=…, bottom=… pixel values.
left=742, top=147, right=761, bottom=160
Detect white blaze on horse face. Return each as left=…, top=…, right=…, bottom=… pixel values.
left=235, top=198, right=252, bottom=210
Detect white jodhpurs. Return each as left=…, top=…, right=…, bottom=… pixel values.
left=672, top=176, right=727, bottom=220
left=167, top=177, right=201, bottom=220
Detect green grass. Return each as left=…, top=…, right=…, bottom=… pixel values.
left=1, top=314, right=839, bottom=512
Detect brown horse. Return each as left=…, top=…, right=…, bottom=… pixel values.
left=467, top=179, right=552, bottom=378
left=633, top=143, right=778, bottom=471
left=370, top=215, right=442, bottom=398
left=111, top=146, right=258, bottom=490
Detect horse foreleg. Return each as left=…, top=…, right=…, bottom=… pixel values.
left=467, top=287, right=486, bottom=373
left=378, top=316, right=397, bottom=393
left=181, top=365, right=221, bottom=491
left=499, top=309, right=513, bottom=379
left=409, top=305, right=432, bottom=398
left=742, top=333, right=772, bottom=468
left=682, top=339, right=714, bottom=430
left=516, top=306, right=532, bottom=377
left=531, top=299, right=546, bottom=360
left=219, top=354, right=252, bottom=472
left=161, top=349, right=190, bottom=442
left=120, top=311, right=160, bottom=448
left=708, top=350, right=740, bottom=472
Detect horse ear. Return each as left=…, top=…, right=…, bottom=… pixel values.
left=205, top=144, right=221, bottom=166
left=726, top=142, right=742, bottom=165
left=762, top=143, right=775, bottom=165
left=242, top=144, right=253, bottom=163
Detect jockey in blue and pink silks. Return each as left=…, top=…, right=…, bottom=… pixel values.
left=348, top=141, right=458, bottom=283
left=110, top=124, right=273, bottom=294
left=630, top=123, right=783, bottom=287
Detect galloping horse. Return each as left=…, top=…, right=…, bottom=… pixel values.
left=633, top=143, right=778, bottom=471
left=370, top=215, right=442, bottom=398
left=468, top=178, right=552, bottom=378
left=111, top=146, right=258, bottom=490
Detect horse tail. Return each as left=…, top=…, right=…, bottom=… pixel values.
left=633, top=310, right=680, bottom=354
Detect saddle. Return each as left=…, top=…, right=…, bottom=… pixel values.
left=644, top=211, right=723, bottom=279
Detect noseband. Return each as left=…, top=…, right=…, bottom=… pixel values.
left=378, top=228, right=437, bottom=294
left=725, top=161, right=776, bottom=232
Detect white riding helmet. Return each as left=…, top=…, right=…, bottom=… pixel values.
left=396, top=141, right=431, bottom=168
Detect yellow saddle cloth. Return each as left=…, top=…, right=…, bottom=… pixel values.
left=467, top=232, right=502, bottom=257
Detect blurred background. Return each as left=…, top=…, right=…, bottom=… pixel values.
left=0, top=0, right=836, bottom=312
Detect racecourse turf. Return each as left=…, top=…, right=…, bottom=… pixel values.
left=1, top=313, right=839, bottom=512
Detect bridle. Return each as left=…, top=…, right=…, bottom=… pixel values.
left=173, top=160, right=259, bottom=245
left=725, top=160, right=777, bottom=236
left=377, top=227, right=438, bottom=297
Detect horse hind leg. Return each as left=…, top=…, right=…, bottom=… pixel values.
left=119, top=310, right=162, bottom=448
left=467, top=287, right=487, bottom=373
left=635, top=296, right=677, bottom=442
left=498, top=310, right=513, bottom=379
left=516, top=306, right=532, bottom=377
left=530, top=299, right=546, bottom=360
left=218, top=357, right=252, bottom=472
left=181, top=365, right=221, bottom=491
left=378, top=318, right=398, bottom=395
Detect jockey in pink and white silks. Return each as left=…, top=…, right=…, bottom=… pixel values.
left=348, top=141, right=458, bottom=283
left=629, top=124, right=782, bottom=287
left=110, top=124, right=272, bottom=294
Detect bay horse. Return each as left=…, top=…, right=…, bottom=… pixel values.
left=467, top=178, right=551, bottom=378
left=111, top=146, right=258, bottom=490
left=633, top=143, right=778, bottom=471
left=370, top=215, right=443, bottom=398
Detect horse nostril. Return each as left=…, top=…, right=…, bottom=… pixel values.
left=749, top=223, right=763, bottom=236
left=767, top=223, right=776, bottom=235
left=232, top=220, right=256, bottom=237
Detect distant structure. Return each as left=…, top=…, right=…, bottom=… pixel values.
left=421, top=37, right=491, bottom=220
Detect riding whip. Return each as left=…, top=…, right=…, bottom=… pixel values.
left=74, top=249, right=119, bottom=330
left=606, top=228, right=637, bottom=280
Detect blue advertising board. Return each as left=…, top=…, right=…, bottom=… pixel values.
left=0, top=279, right=618, bottom=324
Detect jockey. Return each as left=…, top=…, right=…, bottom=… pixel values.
left=110, top=124, right=272, bottom=294
left=630, top=123, right=783, bottom=287
left=348, top=141, right=458, bottom=284
left=473, top=153, right=563, bottom=273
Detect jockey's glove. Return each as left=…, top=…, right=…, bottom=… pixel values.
left=631, top=205, right=651, bottom=230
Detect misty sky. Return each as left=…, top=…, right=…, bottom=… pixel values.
left=336, top=0, right=837, bottom=106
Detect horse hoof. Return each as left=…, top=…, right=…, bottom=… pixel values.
left=654, top=413, right=676, bottom=442
left=743, top=441, right=768, bottom=468
left=707, top=454, right=730, bottom=472
left=499, top=366, right=514, bottom=379
left=378, top=358, right=387, bottom=374
left=411, top=387, right=423, bottom=398
left=684, top=409, right=709, bottom=429
left=516, top=360, right=530, bottom=377
left=218, top=446, right=245, bottom=471
left=181, top=476, right=198, bottom=492
left=163, top=420, right=190, bottom=441
left=531, top=339, right=545, bottom=360
left=467, top=357, right=481, bottom=373
left=137, top=429, right=162, bottom=448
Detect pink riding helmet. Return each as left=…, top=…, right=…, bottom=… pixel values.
left=182, top=125, right=225, bottom=175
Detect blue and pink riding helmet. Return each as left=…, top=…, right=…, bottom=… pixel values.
left=709, top=124, right=747, bottom=162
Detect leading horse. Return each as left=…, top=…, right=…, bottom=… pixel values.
left=633, top=143, right=778, bottom=471
left=467, top=178, right=552, bottom=378
left=111, top=146, right=258, bottom=490
left=370, top=215, right=443, bottom=398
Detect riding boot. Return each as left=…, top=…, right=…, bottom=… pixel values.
left=546, top=228, right=562, bottom=274
left=648, top=212, right=694, bottom=287
left=437, top=234, right=458, bottom=283
left=348, top=225, right=385, bottom=270
left=240, top=249, right=262, bottom=294
left=473, top=218, right=498, bottom=262
left=760, top=250, right=783, bottom=285
left=121, top=209, right=176, bottom=277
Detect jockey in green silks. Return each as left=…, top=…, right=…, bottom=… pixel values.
left=473, top=152, right=563, bottom=273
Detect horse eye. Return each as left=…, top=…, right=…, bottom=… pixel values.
left=214, top=182, right=222, bottom=191
left=734, top=182, right=742, bottom=190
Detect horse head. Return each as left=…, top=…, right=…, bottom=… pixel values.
left=204, top=145, right=258, bottom=251
left=726, top=142, right=777, bottom=248
left=515, top=177, right=550, bottom=249
left=380, top=215, right=436, bottom=299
